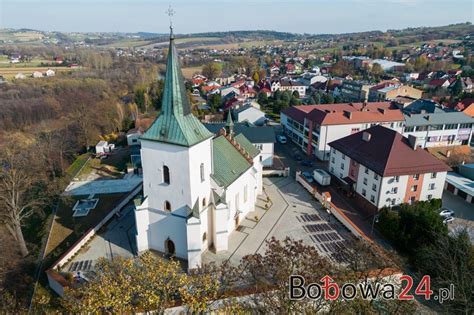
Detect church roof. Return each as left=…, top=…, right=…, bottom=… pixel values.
left=234, top=133, right=259, bottom=158
left=212, top=135, right=252, bottom=188
left=141, top=28, right=213, bottom=147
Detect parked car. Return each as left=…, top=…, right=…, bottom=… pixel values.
left=439, top=208, right=455, bottom=218
left=302, top=171, right=314, bottom=183
left=301, top=160, right=314, bottom=167
left=294, top=154, right=303, bottom=161
left=443, top=216, right=454, bottom=224
left=313, top=169, right=331, bottom=186
left=277, top=135, right=287, bottom=144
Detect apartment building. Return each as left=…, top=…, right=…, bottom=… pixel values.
left=280, top=102, right=405, bottom=160
left=328, top=126, right=450, bottom=211
left=369, top=84, right=423, bottom=102
left=401, top=99, right=474, bottom=148
left=340, top=80, right=373, bottom=102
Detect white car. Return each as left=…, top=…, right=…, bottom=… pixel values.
left=443, top=216, right=454, bottom=224
left=277, top=135, right=287, bottom=144
left=439, top=209, right=455, bottom=218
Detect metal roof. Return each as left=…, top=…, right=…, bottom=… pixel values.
left=404, top=111, right=474, bottom=127
left=141, top=28, right=213, bottom=147
left=234, top=133, right=260, bottom=158
left=211, top=135, right=252, bottom=188
left=204, top=122, right=276, bottom=144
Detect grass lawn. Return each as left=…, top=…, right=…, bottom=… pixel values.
left=43, top=192, right=128, bottom=267
left=65, top=153, right=90, bottom=178
left=182, top=66, right=202, bottom=79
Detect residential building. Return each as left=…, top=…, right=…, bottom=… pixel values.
left=328, top=126, right=450, bottom=211
left=445, top=164, right=474, bottom=204
left=234, top=105, right=266, bottom=126
left=369, top=84, right=423, bottom=102
left=340, top=80, right=373, bottom=102
left=271, top=78, right=306, bottom=97
left=281, top=102, right=405, bottom=160
left=401, top=99, right=474, bottom=148
left=205, top=121, right=275, bottom=167
left=135, top=30, right=263, bottom=269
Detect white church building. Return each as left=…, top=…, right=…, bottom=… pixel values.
left=134, top=28, right=263, bottom=269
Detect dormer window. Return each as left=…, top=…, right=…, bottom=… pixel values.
left=163, top=165, right=170, bottom=184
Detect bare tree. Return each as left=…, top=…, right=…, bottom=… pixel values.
left=0, top=147, right=44, bottom=257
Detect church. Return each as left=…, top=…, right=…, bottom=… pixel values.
left=134, top=27, right=263, bottom=268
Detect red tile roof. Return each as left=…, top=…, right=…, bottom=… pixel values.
left=328, top=125, right=451, bottom=176
left=282, top=102, right=404, bottom=126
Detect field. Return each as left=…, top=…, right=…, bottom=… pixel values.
left=0, top=29, right=44, bottom=43
left=0, top=67, right=72, bottom=79
left=181, top=66, right=202, bottom=79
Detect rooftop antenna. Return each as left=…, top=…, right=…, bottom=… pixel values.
left=166, top=4, right=175, bottom=38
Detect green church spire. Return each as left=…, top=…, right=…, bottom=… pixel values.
left=141, top=27, right=213, bottom=147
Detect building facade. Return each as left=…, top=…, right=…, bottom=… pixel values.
left=281, top=102, right=405, bottom=160
left=328, top=126, right=450, bottom=211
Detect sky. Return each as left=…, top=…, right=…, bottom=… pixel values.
left=0, top=0, right=472, bottom=35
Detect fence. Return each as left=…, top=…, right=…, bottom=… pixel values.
left=295, top=171, right=372, bottom=243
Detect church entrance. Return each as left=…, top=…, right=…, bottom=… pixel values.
left=165, top=239, right=175, bottom=256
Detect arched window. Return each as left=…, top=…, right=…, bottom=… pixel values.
left=200, top=163, right=205, bottom=182
left=163, top=165, right=170, bottom=184
left=164, top=201, right=171, bottom=212
left=202, top=232, right=207, bottom=243
left=202, top=198, right=206, bottom=207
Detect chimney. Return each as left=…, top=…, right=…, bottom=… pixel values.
left=343, top=110, right=353, bottom=119
left=379, top=108, right=386, bottom=114
left=408, top=134, right=417, bottom=150
left=362, top=131, right=371, bottom=142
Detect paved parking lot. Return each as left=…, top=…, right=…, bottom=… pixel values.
left=203, top=176, right=353, bottom=266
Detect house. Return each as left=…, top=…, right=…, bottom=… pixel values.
left=45, top=69, right=55, bottom=77
left=369, top=84, right=423, bottom=102
left=9, top=53, right=21, bottom=63
left=328, top=126, right=450, bottom=212
left=273, top=78, right=306, bottom=97
left=32, top=71, right=43, bottom=78
left=234, top=105, right=266, bottom=126
left=192, top=74, right=207, bottom=86
left=445, top=164, right=474, bottom=204
left=239, top=85, right=256, bottom=99
left=426, top=78, right=451, bottom=89
left=281, top=102, right=405, bottom=160
left=135, top=30, right=263, bottom=269
left=126, top=128, right=144, bottom=146
left=401, top=99, right=474, bottom=148
left=205, top=121, right=276, bottom=167
left=447, top=98, right=474, bottom=114
left=15, top=72, right=26, bottom=80
left=369, top=59, right=405, bottom=72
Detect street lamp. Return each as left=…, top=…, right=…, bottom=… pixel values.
left=371, top=214, right=379, bottom=235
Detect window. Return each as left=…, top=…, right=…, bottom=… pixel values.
left=330, top=167, right=334, bottom=173
left=163, top=165, right=170, bottom=184
left=363, top=178, right=368, bottom=185
left=404, top=126, right=415, bottom=132
left=391, top=187, right=398, bottom=194
left=429, top=183, right=436, bottom=190
left=370, top=195, right=375, bottom=203
left=362, top=189, right=366, bottom=196
left=260, top=155, right=263, bottom=162
left=411, top=185, right=418, bottom=192
left=372, top=184, right=377, bottom=192
left=374, top=174, right=378, bottom=180
left=341, top=163, right=345, bottom=170
left=395, top=176, right=400, bottom=182
left=342, top=154, right=346, bottom=160
left=413, top=174, right=419, bottom=180
left=365, top=167, right=369, bottom=175
left=429, top=124, right=443, bottom=131
left=431, top=172, right=437, bottom=179
left=202, top=198, right=206, bottom=207
left=391, top=199, right=396, bottom=206
left=339, top=173, right=343, bottom=178
left=164, top=201, right=171, bottom=212
left=427, top=194, right=433, bottom=200
left=409, top=196, right=416, bottom=204
left=459, top=123, right=472, bottom=129
left=200, top=163, right=205, bottom=182
left=202, top=232, right=207, bottom=243
left=444, top=123, right=458, bottom=130
left=331, top=157, right=335, bottom=164
left=244, top=185, right=248, bottom=203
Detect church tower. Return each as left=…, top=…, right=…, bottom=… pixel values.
left=135, top=26, right=214, bottom=266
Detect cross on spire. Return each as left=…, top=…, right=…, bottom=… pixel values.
left=166, top=4, right=175, bottom=37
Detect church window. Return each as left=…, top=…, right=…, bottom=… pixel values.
left=202, top=232, right=207, bottom=243
left=202, top=198, right=206, bottom=207
left=164, top=201, right=171, bottom=211
left=200, top=163, right=205, bottom=182
left=163, top=165, right=170, bottom=184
